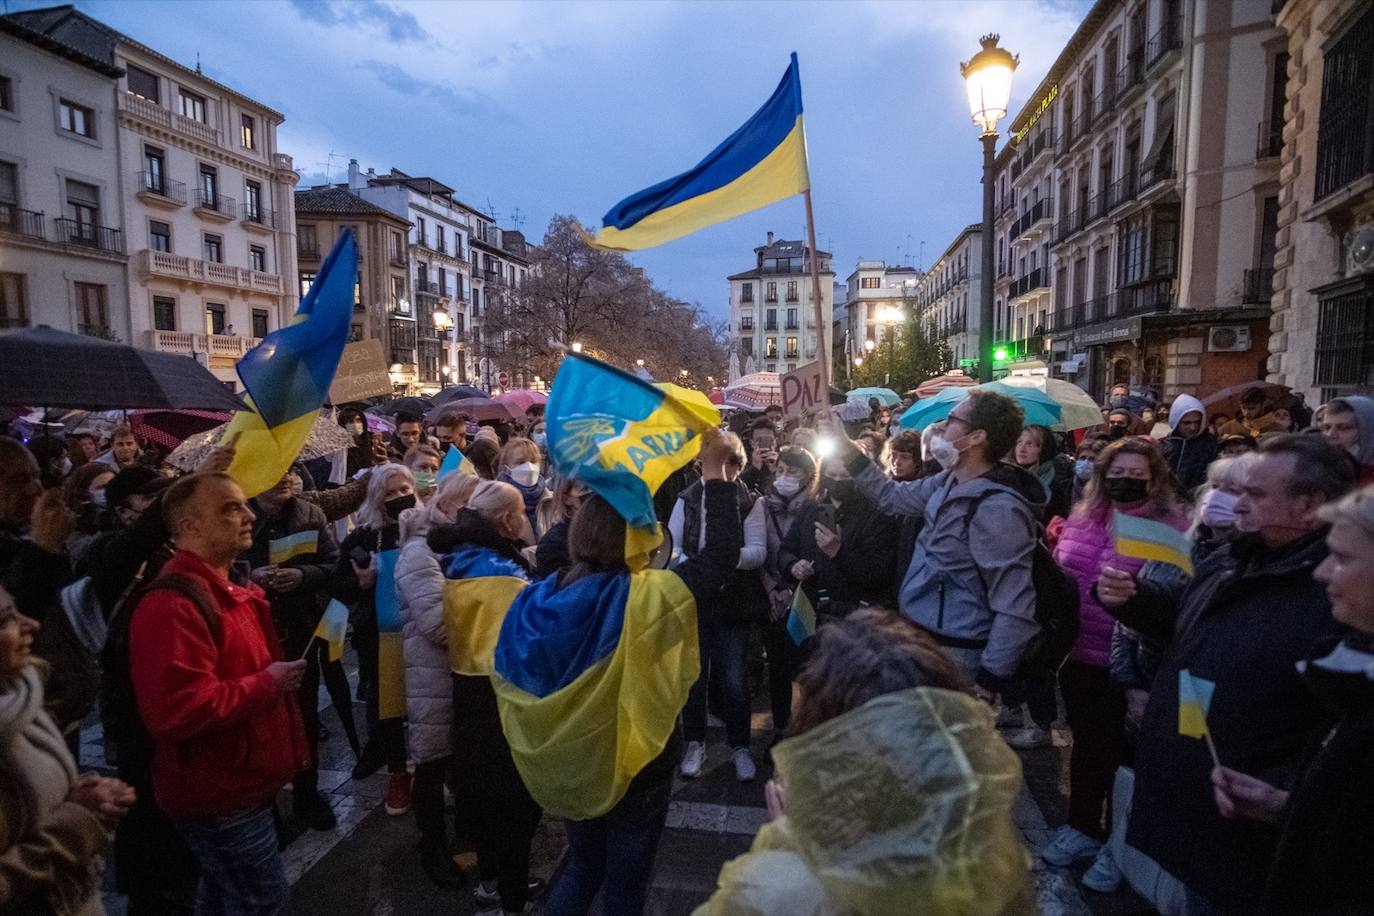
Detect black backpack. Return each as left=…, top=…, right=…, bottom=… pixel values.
left=961, top=490, right=1080, bottom=678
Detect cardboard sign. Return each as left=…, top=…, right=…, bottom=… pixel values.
left=328, top=339, right=392, bottom=403
left=780, top=361, right=824, bottom=418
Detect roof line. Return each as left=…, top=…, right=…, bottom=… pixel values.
left=0, top=14, right=124, bottom=78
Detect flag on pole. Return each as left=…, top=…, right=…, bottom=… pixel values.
left=545, top=351, right=719, bottom=569
left=437, top=444, right=474, bottom=482
left=1177, top=668, right=1216, bottom=738
left=311, top=599, right=349, bottom=662
left=588, top=54, right=810, bottom=252
left=225, top=230, right=358, bottom=497
left=787, top=586, right=816, bottom=646
left=1113, top=511, right=1195, bottom=575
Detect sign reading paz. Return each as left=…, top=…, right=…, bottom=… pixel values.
left=328, top=339, right=392, bottom=403
left=780, top=362, right=825, bottom=418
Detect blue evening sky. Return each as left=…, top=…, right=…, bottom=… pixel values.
left=19, top=0, right=1090, bottom=319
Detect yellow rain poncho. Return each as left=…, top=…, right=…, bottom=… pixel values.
left=694, top=687, right=1034, bottom=916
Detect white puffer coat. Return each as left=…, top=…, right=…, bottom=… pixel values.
left=395, top=535, right=452, bottom=764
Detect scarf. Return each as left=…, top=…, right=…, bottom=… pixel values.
left=762, top=488, right=813, bottom=594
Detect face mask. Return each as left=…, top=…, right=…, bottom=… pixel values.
left=1103, top=476, right=1149, bottom=504
left=384, top=493, right=416, bottom=519
left=90, top=489, right=107, bottom=510
left=507, top=462, right=540, bottom=487
left=350, top=422, right=365, bottom=437
left=1108, top=424, right=1128, bottom=439
left=1199, top=489, right=1239, bottom=528
left=532, top=432, right=547, bottom=448
left=413, top=471, right=437, bottom=491
left=824, top=477, right=855, bottom=504
left=1109, top=395, right=1128, bottom=409
left=926, top=434, right=963, bottom=471
left=59, top=456, right=73, bottom=476
left=1074, top=458, right=1094, bottom=481
left=773, top=476, right=801, bottom=498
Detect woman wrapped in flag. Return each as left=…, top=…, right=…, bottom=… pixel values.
left=493, top=430, right=744, bottom=915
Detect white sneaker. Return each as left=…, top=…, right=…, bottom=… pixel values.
left=1040, top=825, right=1102, bottom=867
left=680, top=741, right=705, bottom=778
left=1004, top=725, right=1051, bottom=750
left=1081, top=843, right=1123, bottom=892
left=732, top=747, right=756, bottom=782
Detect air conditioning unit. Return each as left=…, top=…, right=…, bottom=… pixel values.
left=1207, top=325, right=1251, bottom=352
left=1347, top=222, right=1374, bottom=276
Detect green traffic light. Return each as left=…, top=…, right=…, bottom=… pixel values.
left=993, top=346, right=1009, bottom=361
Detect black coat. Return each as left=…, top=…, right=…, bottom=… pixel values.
left=778, top=493, right=898, bottom=613
left=244, top=496, right=339, bottom=652
left=1163, top=430, right=1219, bottom=494
left=1118, top=531, right=1344, bottom=913
left=678, top=479, right=766, bottom=625
left=533, top=520, right=570, bottom=581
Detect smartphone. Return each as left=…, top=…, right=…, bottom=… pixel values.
left=815, top=502, right=837, bottom=532
left=349, top=546, right=371, bottom=567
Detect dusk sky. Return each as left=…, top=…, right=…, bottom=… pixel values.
left=23, top=0, right=1090, bottom=320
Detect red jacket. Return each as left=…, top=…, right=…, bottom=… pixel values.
left=129, top=549, right=307, bottom=819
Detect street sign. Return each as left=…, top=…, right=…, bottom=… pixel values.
left=959, top=357, right=977, bottom=368
left=328, top=339, right=392, bottom=403
left=780, top=361, right=824, bottom=419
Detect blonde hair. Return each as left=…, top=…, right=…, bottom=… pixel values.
left=357, top=463, right=419, bottom=530
left=466, top=479, right=524, bottom=528
left=403, top=444, right=442, bottom=470
left=403, top=473, right=481, bottom=543
left=499, top=437, right=540, bottom=470
left=1188, top=453, right=1259, bottom=539
left=1317, top=484, right=1374, bottom=540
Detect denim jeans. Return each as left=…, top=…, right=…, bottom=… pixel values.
left=759, top=622, right=799, bottom=733
left=544, top=773, right=672, bottom=916
left=682, top=615, right=751, bottom=748
left=175, top=804, right=288, bottom=916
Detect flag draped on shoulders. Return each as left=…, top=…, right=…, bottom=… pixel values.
left=588, top=53, right=809, bottom=252
left=545, top=351, right=719, bottom=569
left=226, top=230, right=357, bottom=497
left=491, top=568, right=699, bottom=820
left=442, top=546, right=529, bottom=677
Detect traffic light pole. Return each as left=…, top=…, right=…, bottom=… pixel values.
left=978, top=131, right=997, bottom=384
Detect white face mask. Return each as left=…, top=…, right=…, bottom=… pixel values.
left=926, top=434, right=963, bottom=471
left=350, top=422, right=365, bottom=437
left=773, top=476, right=801, bottom=498
left=1199, top=489, right=1239, bottom=528
left=508, top=462, right=540, bottom=487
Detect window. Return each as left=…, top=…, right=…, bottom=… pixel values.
left=765, top=308, right=777, bottom=330
left=354, top=272, right=363, bottom=309
left=740, top=337, right=754, bottom=356
left=299, top=271, right=316, bottom=298
left=766, top=337, right=778, bottom=358
left=390, top=231, right=404, bottom=262
left=391, top=276, right=408, bottom=313
left=0, top=76, right=11, bottom=113
left=740, top=315, right=754, bottom=331
left=143, top=145, right=165, bottom=194
left=741, top=282, right=753, bottom=302
left=126, top=65, right=159, bottom=102
left=436, top=225, right=446, bottom=251
left=437, top=267, right=447, bottom=296
left=416, top=217, right=426, bottom=247
left=1313, top=278, right=1374, bottom=390
left=0, top=161, right=16, bottom=207
left=786, top=280, right=798, bottom=301
left=203, top=233, right=222, bottom=263
left=198, top=165, right=218, bottom=209
left=249, top=244, right=266, bottom=272
left=786, top=336, right=799, bottom=359
left=149, top=220, right=171, bottom=252
left=1150, top=206, right=1180, bottom=278
left=65, top=179, right=99, bottom=232
left=298, top=224, right=318, bottom=256
left=244, top=180, right=262, bottom=220
left=765, top=282, right=777, bottom=302
left=350, top=323, right=364, bottom=342
left=1314, top=4, right=1374, bottom=200
left=205, top=302, right=225, bottom=335
left=153, top=295, right=176, bottom=331
left=179, top=90, right=206, bottom=123
left=0, top=273, right=27, bottom=328
left=251, top=308, right=268, bottom=338
left=786, top=308, right=798, bottom=328
left=1116, top=214, right=1147, bottom=286
left=59, top=99, right=93, bottom=137
left=240, top=113, right=256, bottom=150
left=860, top=277, right=881, bottom=289
left=75, top=283, right=107, bottom=335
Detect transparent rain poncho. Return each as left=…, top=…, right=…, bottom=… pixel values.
left=694, top=687, right=1035, bottom=916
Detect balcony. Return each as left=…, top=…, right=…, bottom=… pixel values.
left=0, top=205, right=46, bottom=241
left=1146, top=18, right=1183, bottom=71
left=785, top=292, right=799, bottom=302
left=1138, top=158, right=1177, bottom=193
left=54, top=218, right=124, bottom=254
left=388, top=317, right=417, bottom=352
left=137, top=249, right=283, bottom=294
left=1242, top=267, right=1275, bottom=304
left=1010, top=268, right=1048, bottom=301
left=1012, top=198, right=1053, bottom=238
left=1054, top=207, right=1084, bottom=245
left=1117, top=49, right=1146, bottom=101
left=739, top=318, right=755, bottom=331
left=740, top=294, right=754, bottom=304
left=1091, top=77, right=1117, bottom=125
left=240, top=204, right=276, bottom=232
left=1111, top=278, right=1174, bottom=317
left=785, top=318, right=799, bottom=329
left=1256, top=120, right=1283, bottom=160
left=1106, top=173, right=1138, bottom=212
left=764, top=320, right=778, bottom=331
left=134, top=172, right=187, bottom=208
left=145, top=329, right=264, bottom=360
left=193, top=190, right=236, bottom=222
left=298, top=237, right=320, bottom=259
left=118, top=91, right=220, bottom=146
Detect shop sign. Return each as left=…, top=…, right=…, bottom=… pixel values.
left=1074, top=318, right=1142, bottom=349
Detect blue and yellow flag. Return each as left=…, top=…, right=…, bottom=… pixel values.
left=311, top=599, right=349, bottom=663
left=1113, top=511, right=1194, bottom=575
left=441, top=546, right=530, bottom=677
left=268, top=530, right=319, bottom=566
left=786, top=586, right=816, bottom=646
left=546, top=351, right=719, bottom=569
left=373, top=548, right=406, bottom=720
left=1178, top=668, right=1216, bottom=739
left=491, top=568, right=699, bottom=819
left=226, top=230, right=357, bottom=497
left=589, top=54, right=810, bottom=251
left=437, top=444, right=474, bottom=482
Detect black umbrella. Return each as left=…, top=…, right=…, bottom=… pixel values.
left=431, top=384, right=490, bottom=407
left=372, top=395, right=433, bottom=417
left=0, top=326, right=246, bottom=412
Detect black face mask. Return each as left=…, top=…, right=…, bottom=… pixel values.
left=824, top=477, right=856, bottom=504
left=384, top=493, right=417, bottom=520
left=1109, top=395, right=1128, bottom=409
left=1107, top=424, right=1128, bottom=439
left=1103, top=477, right=1149, bottom=504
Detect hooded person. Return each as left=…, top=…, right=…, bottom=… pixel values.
left=1321, top=396, right=1374, bottom=487
left=1161, top=394, right=1219, bottom=493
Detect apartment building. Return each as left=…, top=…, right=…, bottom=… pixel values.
left=727, top=232, right=834, bottom=375
left=294, top=186, right=413, bottom=395
left=0, top=13, right=129, bottom=340
left=1003, top=0, right=1282, bottom=401
left=0, top=5, right=300, bottom=385
left=840, top=260, right=923, bottom=369
left=468, top=219, right=530, bottom=392
left=1267, top=0, right=1374, bottom=400
left=912, top=226, right=983, bottom=367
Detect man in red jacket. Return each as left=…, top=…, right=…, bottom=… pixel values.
left=129, top=472, right=308, bottom=916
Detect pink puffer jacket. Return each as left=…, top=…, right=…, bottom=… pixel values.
left=1053, top=502, right=1189, bottom=667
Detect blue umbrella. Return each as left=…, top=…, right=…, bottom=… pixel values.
left=847, top=386, right=902, bottom=408
left=898, top=381, right=1062, bottom=431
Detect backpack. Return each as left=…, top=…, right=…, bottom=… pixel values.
left=962, top=490, right=1080, bottom=678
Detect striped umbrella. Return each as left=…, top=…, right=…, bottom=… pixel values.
left=722, top=372, right=781, bottom=410
left=911, top=373, right=976, bottom=400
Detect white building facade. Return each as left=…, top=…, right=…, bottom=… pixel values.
left=840, top=260, right=922, bottom=370
left=727, top=232, right=833, bottom=375
left=912, top=226, right=983, bottom=368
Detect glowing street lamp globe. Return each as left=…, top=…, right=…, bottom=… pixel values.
left=960, top=34, right=1018, bottom=135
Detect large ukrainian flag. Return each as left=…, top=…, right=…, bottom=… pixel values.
left=225, top=230, right=357, bottom=497
left=546, top=351, right=719, bottom=568
left=589, top=53, right=810, bottom=251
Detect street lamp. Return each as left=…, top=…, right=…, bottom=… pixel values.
left=571, top=341, right=583, bottom=353
left=879, top=306, right=903, bottom=387
left=961, top=33, right=1017, bottom=383
left=440, top=364, right=451, bottom=390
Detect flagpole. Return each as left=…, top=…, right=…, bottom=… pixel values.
left=802, top=189, right=830, bottom=401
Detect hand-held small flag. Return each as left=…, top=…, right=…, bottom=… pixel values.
left=309, top=599, right=349, bottom=662
left=786, top=587, right=816, bottom=646
left=438, top=444, right=473, bottom=482
left=1113, top=511, right=1194, bottom=575
left=1178, top=667, right=1221, bottom=768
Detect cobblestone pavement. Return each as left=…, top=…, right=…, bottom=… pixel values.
left=94, top=659, right=1156, bottom=915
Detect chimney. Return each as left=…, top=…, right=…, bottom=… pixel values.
left=347, top=159, right=364, bottom=190
left=766, top=231, right=774, bottom=246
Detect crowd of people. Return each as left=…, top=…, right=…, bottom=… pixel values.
left=1, top=382, right=1372, bottom=916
